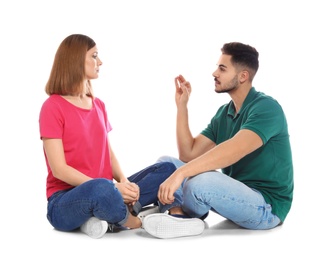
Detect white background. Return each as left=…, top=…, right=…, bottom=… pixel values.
left=1, top=0, right=332, bottom=259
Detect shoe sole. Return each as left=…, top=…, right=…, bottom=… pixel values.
left=143, top=213, right=205, bottom=239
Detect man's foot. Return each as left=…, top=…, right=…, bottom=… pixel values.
left=142, top=213, right=205, bottom=239
left=80, top=217, right=108, bottom=239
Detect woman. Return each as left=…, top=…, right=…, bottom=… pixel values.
left=39, top=34, right=181, bottom=239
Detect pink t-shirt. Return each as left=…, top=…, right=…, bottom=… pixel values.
left=39, top=95, right=113, bottom=199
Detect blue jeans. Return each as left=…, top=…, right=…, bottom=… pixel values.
left=157, top=156, right=281, bottom=230
left=47, top=162, right=180, bottom=231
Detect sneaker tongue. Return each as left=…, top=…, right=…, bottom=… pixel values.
left=169, top=214, right=191, bottom=219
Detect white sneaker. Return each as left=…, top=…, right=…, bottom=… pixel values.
left=137, top=205, right=160, bottom=221
left=143, top=213, right=205, bottom=239
left=80, top=217, right=108, bottom=239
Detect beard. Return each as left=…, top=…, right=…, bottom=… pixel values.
left=215, top=74, right=239, bottom=93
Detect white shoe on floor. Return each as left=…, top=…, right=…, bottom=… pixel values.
left=142, top=213, right=205, bottom=239
left=137, top=205, right=160, bottom=221
left=80, top=217, right=108, bottom=239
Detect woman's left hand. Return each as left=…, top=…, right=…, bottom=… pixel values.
left=115, top=182, right=140, bottom=204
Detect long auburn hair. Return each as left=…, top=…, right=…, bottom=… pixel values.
left=45, top=34, right=96, bottom=97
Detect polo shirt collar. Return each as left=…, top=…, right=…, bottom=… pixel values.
left=227, top=87, right=256, bottom=119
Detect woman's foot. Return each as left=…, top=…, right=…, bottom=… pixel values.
left=80, top=217, right=108, bottom=239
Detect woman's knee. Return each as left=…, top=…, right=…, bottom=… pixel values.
left=86, top=178, right=121, bottom=200
left=155, top=162, right=176, bottom=174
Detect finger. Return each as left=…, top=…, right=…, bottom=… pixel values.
left=175, top=76, right=181, bottom=92
left=158, top=186, right=167, bottom=205
left=179, top=74, right=186, bottom=82
left=181, top=85, right=190, bottom=97
left=127, top=190, right=139, bottom=201
left=128, top=182, right=139, bottom=191
left=162, top=189, right=173, bottom=204
left=167, top=192, right=175, bottom=202
left=158, top=187, right=164, bottom=204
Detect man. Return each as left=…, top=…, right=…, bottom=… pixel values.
left=142, top=42, right=294, bottom=239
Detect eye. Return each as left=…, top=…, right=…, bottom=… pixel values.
left=92, top=52, right=98, bottom=59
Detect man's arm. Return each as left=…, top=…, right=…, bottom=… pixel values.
left=178, top=129, right=263, bottom=177
left=174, top=74, right=216, bottom=162
left=158, top=129, right=263, bottom=205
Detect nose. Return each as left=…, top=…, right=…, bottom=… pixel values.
left=98, top=57, right=103, bottom=66
left=212, top=68, right=218, bottom=78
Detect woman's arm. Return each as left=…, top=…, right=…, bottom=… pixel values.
left=43, top=138, right=92, bottom=186
left=108, top=138, right=128, bottom=183
left=108, top=137, right=139, bottom=204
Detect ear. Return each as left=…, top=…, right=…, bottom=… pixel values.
left=239, top=70, right=249, bottom=83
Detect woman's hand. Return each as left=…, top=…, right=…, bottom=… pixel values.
left=115, top=182, right=140, bottom=205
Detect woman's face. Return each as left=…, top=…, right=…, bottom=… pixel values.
left=85, top=46, right=102, bottom=80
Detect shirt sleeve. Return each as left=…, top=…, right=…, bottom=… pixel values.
left=241, top=98, right=285, bottom=144
left=39, top=98, right=64, bottom=139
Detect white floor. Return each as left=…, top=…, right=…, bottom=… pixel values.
left=5, top=130, right=327, bottom=260
left=5, top=200, right=330, bottom=260
left=2, top=1, right=333, bottom=259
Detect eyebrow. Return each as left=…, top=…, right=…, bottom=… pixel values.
left=218, top=64, right=227, bottom=69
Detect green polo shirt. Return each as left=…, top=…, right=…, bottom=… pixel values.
left=201, top=87, right=293, bottom=222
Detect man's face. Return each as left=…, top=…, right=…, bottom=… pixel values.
left=212, top=54, right=239, bottom=93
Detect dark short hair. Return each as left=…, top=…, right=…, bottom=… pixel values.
left=221, top=42, right=259, bottom=81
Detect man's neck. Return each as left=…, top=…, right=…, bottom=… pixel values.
left=229, top=85, right=252, bottom=114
